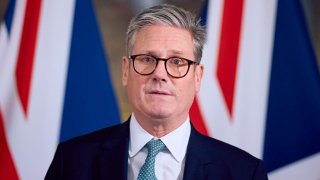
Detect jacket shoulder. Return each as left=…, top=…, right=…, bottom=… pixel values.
left=186, top=129, right=268, bottom=179
left=193, top=131, right=259, bottom=163
left=60, top=121, right=129, bottom=147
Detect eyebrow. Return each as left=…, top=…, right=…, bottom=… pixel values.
left=143, top=50, right=185, bottom=57
left=169, top=50, right=184, bottom=56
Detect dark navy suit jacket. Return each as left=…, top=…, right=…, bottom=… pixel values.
left=45, top=120, right=268, bottom=180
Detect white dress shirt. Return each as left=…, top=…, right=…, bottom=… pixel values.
left=127, top=114, right=191, bottom=180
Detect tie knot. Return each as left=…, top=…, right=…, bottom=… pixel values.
left=137, top=139, right=165, bottom=180
left=146, top=139, right=165, bottom=157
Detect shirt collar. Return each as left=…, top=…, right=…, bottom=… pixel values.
left=129, top=113, right=191, bottom=163
left=129, top=114, right=154, bottom=158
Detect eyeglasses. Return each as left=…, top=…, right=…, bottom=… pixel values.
left=128, top=54, right=199, bottom=78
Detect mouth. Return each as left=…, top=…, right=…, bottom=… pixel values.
left=148, top=90, right=172, bottom=96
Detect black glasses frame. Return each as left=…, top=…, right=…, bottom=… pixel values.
left=129, top=54, right=199, bottom=78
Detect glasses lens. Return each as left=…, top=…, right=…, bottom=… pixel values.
left=131, top=55, right=195, bottom=78
left=133, top=55, right=157, bottom=75
left=166, top=58, right=190, bottom=77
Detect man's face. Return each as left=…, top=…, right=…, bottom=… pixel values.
left=122, top=25, right=203, bottom=124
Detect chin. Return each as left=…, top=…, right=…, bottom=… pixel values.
left=147, top=108, right=173, bottom=120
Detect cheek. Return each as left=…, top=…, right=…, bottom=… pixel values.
left=127, top=74, right=145, bottom=100
left=177, top=80, right=196, bottom=103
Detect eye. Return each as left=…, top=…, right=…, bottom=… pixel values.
left=170, top=58, right=184, bottom=65
left=141, top=56, right=155, bottom=63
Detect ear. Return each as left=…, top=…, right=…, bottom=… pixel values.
left=194, top=64, right=204, bottom=93
left=122, top=56, right=130, bottom=87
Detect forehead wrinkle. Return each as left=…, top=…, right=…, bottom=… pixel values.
left=132, top=25, right=194, bottom=59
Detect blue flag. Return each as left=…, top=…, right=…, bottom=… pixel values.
left=60, top=0, right=120, bottom=141
left=263, top=0, right=320, bottom=172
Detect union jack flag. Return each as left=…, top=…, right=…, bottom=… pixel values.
left=0, top=0, right=119, bottom=179
left=191, top=0, right=320, bottom=179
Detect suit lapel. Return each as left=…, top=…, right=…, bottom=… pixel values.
left=97, top=120, right=130, bottom=180
left=183, top=125, right=231, bottom=180
left=183, top=126, right=209, bottom=180
left=93, top=119, right=231, bottom=179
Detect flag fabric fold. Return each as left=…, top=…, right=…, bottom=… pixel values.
left=0, top=0, right=120, bottom=179
left=59, top=0, right=120, bottom=142
left=263, top=0, right=320, bottom=178
left=193, top=0, right=320, bottom=179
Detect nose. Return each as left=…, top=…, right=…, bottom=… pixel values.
left=152, top=60, right=168, bottom=81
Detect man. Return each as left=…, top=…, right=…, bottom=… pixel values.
left=45, top=4, right=268, bottom=180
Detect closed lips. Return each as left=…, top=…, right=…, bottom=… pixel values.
left=148, top=90, right=172, bottom=95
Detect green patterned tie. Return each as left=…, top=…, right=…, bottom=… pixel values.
left=137, top=139, right=166, bottom=180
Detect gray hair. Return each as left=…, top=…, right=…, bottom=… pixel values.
left=126, top=4, right=206, bottom=63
